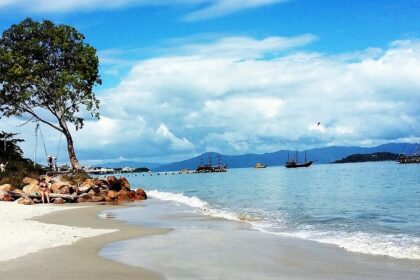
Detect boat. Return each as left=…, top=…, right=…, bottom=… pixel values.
left=196, top=154, right=227, bottom=173
left=255, top=162, right=267, bottom=168
left=398, top=144, right=420, bottom=164
left=285, top=150, right=314, bottom=168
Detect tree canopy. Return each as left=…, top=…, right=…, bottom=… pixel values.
left=0, top=18, right=102, bottom=169
left=0, top=131, right=24, bottom=160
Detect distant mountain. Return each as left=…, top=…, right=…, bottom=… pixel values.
left=153, top=143, right=416, bottom=172
left=94, top=161, right=162, bottom=169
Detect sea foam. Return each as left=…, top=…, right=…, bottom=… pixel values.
left=147, top=190, right=420, bottom=260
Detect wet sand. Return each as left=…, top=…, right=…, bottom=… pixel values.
left=0, top=204, right=169, bottom=280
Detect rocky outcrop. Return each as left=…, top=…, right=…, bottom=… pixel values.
left=1, top=174, right=147, bottom=205
left=0, top=184, right=14, bottom=192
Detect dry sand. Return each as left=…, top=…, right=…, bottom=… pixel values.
left=0, top=203, right=169, bottom=280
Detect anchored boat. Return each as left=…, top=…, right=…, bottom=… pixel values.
left=285, top=150, right=314, bottom=168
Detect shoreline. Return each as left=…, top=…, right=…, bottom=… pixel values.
left=0, top=203, right=169, bottom=280
left=100, top=199, right=420, bottom=280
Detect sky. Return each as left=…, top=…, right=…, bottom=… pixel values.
left=1, top=0, right=420, bottom=165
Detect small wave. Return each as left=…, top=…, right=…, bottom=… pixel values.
left=147, top=190, right=420, bottom=260
left=147, top=190, right=255, bottom=223
left=259, top=228, right=420, bottom=260
left=147, top=190, right=208, bottom=209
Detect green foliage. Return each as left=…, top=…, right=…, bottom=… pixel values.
left=333, top=152, right=399, bottom=164
left=0, top=131, right=24, bottom=160
left=0, top=18, right=102, bottom=130
left=0, top=131, right=44, bottom=188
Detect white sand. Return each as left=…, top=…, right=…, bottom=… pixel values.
left=0, top=202, right=117, bottom=262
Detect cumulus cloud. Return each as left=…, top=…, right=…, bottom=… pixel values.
left=2, top=35, right=420, bottom=163
left=93, top=36, right=420, bottom=161
left=0, top=0, right=287, bottom=20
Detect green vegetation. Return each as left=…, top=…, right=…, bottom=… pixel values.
left=0, top=131, right=44, bottom=188
left=134, top=167, right=150, bottom=173
left=0, top=18, right=101, bottom=170
left=333, top=152, right=399, bottom=164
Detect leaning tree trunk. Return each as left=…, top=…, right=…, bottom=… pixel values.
left=59, top=120, right=81, bottom=170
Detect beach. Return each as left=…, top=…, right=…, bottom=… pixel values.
left=0, top=202, right=168, bottom=280
left=0, top=194, right=419, bottom=280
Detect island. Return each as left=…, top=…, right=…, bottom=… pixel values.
left=332, top=152, right=399, bottom=163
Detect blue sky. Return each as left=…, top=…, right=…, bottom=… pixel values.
left=1, top=0, right=420, bottom=164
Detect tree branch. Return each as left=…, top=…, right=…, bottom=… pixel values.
left=19, top=105, right=64, bottom=133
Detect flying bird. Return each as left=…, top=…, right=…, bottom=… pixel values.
left=317, top=122, right=321, bottom=126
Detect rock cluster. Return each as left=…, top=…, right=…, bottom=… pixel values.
left=0, top=175, right=147, bottom=205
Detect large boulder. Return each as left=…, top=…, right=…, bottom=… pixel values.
left=23, top=183, right=40, bottom=195
left=119, top=177, right=131, bottom=191
left=51, top=181, right=71, bottom=194
left=22, top=177, right=38, bottom=186
left=117, top=189, right=131, bottom=202
left=107, top=176, right=121, bottom=191
left=89, top=195, right=105, bottom=202
left=0, top=184, right=14, bottom=192
left=53, top=197, right=65, bottom=204
left=134, top=188, right=147, bottom=200
left=107, top=190, right=118, bottom=200
left=59, top=186, right=70, bottom=195
left=17, top=196, right=34, bottom=205
left=13, top=189, right=25, bottom=195
left=0, top=190, right=13, bottom=201
left=77, top=193, right=92, bottom=203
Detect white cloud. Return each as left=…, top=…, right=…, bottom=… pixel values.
left=3, top=35, right=420, bottom=163
left=156, top=124, right=195, bottom=151
left=0, top=0, right=287, bottom=20
left=183, top=0, right=288, bottom=21
left=95, top=36, right=420, bottom=159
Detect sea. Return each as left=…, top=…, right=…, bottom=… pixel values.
left=99, top=162, right=420, bottom=279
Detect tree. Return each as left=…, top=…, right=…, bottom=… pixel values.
left=0, top=18, right=101, bottom=169
left=0, top=131, right=24, bottom=160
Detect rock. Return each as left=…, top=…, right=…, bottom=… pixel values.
left=117, top=189, right=131, bottom=201
left=77, top=193, right=92, bottom=203
left=54, top=197, right=65, bottom=204
left=107, top=176, right=121, bottom=191
left=22, top=177, right=38, bottom=185
left=134, top=188, right=147, bottom=200
left=17, top=196, right=34, bottom=205
left=107, top=190, right=118, bottom=200
left=89, top=195, right=105, bottom=202
left=13, top=189, right=25, bottom=195
left=59, top=186, right=70, bottom=195
left=0, top=190, right=13, bottom=201
left=23, top=183, right=40, bottom=195
left=51, top=182, right=70, bottom=194
left=127, top=190, right=136, bottom=200
left=81, top=178, right=96, bottom=188
left=0, top=184, right=14, bottom=192
left=91, top=185, right=100, bottom=194
left=119, top=177, right=131, bottom=191
left=78, top=185, right=93, bottom=194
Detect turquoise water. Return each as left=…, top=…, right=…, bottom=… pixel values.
left=117, top=162, right=420, bottom=259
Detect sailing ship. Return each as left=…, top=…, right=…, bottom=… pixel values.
left=196, top=154, right=227, bottom=173
left=398, top=144, right=420, bottom=164
left=285, top=150, right=314, bottom=168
